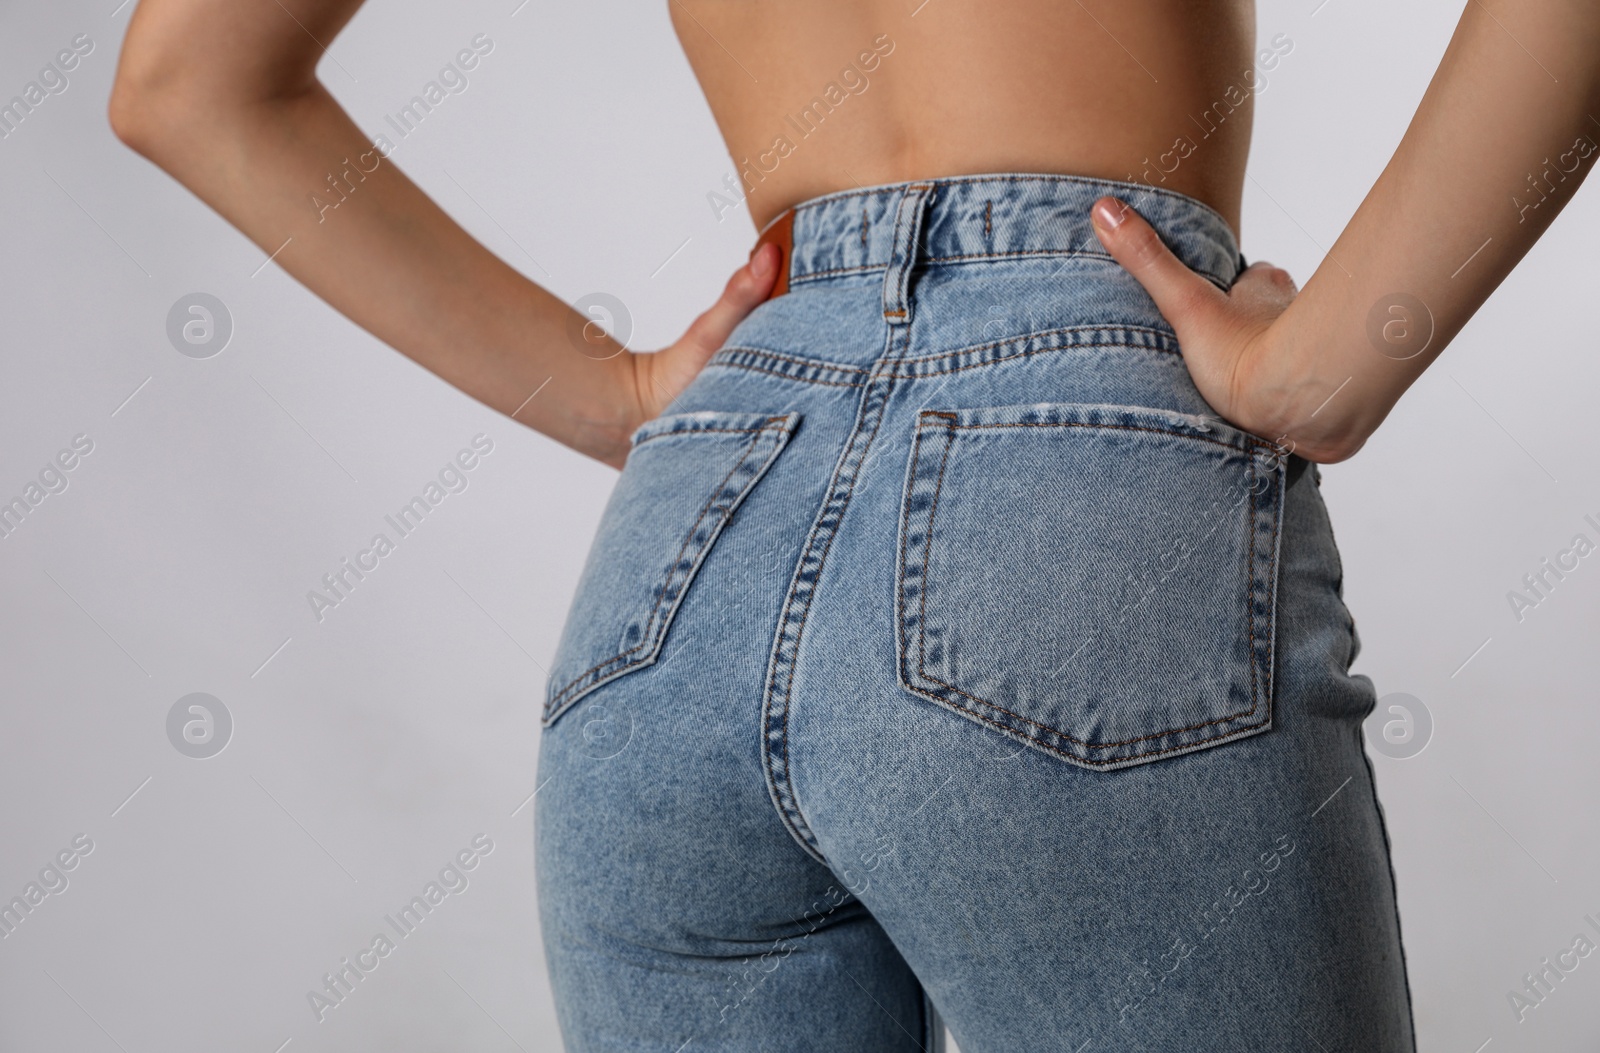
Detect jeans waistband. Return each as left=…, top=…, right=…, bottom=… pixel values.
left=764, top=173, right=1244, bottom=295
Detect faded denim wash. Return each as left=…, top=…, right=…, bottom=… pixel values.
left=536, top=174, right=1415, bottom=1052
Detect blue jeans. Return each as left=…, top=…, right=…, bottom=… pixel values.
left=536, top=175, right=1415, bottom=1051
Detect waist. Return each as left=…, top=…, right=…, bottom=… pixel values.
left=709, top=172, right=1243, bottom=391
left=686, top=173, right=1272, bottom=491
left=750, top=173, right=1242, bottom=307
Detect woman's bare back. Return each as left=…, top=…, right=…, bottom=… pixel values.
left=671, top=0, right=1261, bottom=232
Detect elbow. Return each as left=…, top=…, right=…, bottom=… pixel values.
left=1279, top=409, right=1375, bottom=466
left=1304, top=442, right=1360, bottom=466
left=108, top=45, right=263, bottom=160
left=106, top=80, right=156, bottom=155
left=1293, top=431, right=1366, bottom=466
left=107, top=54, right=190, bottom=159
left=109, top=3, right=321, bottom=158
left=108, top=27, right=175, bottom=153
left=109, top=73, right=261, bottom=172
left=107, top=5, right=225, bottom=157
left=109, top=66, right=311, bottom=167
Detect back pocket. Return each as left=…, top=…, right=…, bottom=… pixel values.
left=896, top=402, right=1285, bottom=769
left=544, top=410, right=800, bottom=727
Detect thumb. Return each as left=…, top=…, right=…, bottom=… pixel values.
left=1090, top=196, right=1224, bottom=335
left=673, top=241, right=780, bottom=363
left=639, top=242, right=780, bottom=419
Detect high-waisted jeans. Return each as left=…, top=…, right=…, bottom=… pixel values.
left=535, top=174, right=1415, bottom=1052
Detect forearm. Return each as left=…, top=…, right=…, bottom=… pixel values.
left=1263, top=0, right=1600, bottom=459
left=112, top=75, right=641, bottom=466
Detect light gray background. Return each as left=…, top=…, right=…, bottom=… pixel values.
left=2, top=0, right=1597, bottom=1050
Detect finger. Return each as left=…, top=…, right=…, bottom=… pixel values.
left=677, top=241, right=780, bottom=358
left=1090, top=196, right=1225, bottom=332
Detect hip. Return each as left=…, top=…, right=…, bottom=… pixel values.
left=544, top=175, right=1361, bottom=766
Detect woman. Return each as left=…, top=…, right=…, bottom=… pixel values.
left=110, top=2, right=1597, bottom=1049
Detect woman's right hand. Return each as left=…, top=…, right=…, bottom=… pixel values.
left=624, top=243, right=779, bottom=439
left=109, top=0, right=775, bottom=471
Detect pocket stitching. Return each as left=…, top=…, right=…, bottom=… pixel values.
left=901, top=411, right=1279, bottom=763
left=632, top=420, right=790, bottom=448
left=917, top=420, right=1264, bottom=746
left=544, top=415, right=793, bottom=722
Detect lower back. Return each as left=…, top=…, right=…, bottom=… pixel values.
left=672, top=0, right=1264, bottom=235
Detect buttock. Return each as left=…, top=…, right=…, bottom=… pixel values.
left=533, top=173, right=1411, bottom=1052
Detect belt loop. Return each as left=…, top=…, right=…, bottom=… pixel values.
left=882, top=183, right=934, bottom=326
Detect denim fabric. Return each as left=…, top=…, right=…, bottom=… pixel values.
left=536, top=174, right=1415, bottom=1052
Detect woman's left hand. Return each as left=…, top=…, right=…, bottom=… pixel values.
left=1089, top=196, right=1346, bottom=461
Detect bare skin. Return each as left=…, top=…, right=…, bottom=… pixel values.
left=672, top=0, right=1255, bottom=233
left=109, top=1, right=1600, bottom=467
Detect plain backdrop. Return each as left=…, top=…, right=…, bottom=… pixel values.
left=2, top=0, right=1598, bottom=1050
